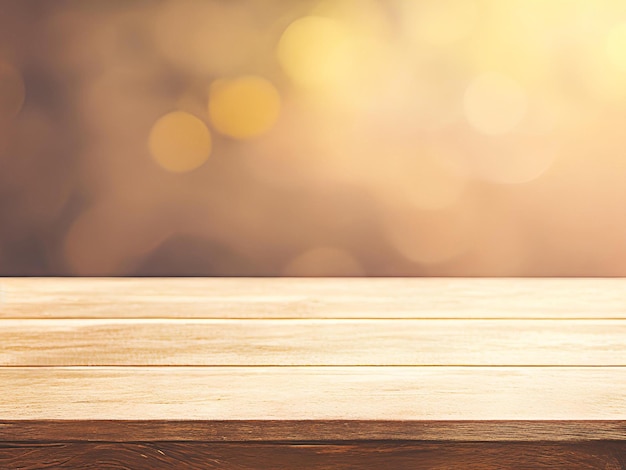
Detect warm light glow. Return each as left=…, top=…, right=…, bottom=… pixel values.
left=471, top=139, right=559, bottom=185
left=277, top=13, right=391, bottom=111
left=383, top=203, right=474, bottom=265
left=277, top=15, right=352, bottom=90
left=208, top=76, right=281, bottom=139
left=464, top=73, right=527, bottom=135
left=382, top=145, right=468, bottom=211
left=7, top=0, right=626, bottom=277
left=606, top=22, right=626, bottom=72
left=153, top=0, right=257, bottom=75
left=314, top=0, right=389, bottom=37
left=0, top=61, right=25, bottom=119
left=283, top=246, right=364, bottom=276
left=148, top=111, right=211, bottom=173
left=399, top=0, right=477, bottom=46
left=456, top=207, right=526, bottom=276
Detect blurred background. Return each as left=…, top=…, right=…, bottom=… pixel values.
left=1, top=0, right=626, bottom=276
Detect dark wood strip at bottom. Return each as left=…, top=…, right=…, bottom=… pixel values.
left=1, top=441, right=625, bottom=469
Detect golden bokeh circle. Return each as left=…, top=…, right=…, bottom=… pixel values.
left=277, top=15, right=352, bottom=90
left=148, top=111, right=212, bottom=173
left=208, top=76, right=281, bottom=139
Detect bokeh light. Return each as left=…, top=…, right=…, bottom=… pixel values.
left=464, top=73, right=528, bottom=135
left=208, top=76, right=281, bottom=139
left=276, top=11, right=390, bottom=107
left=383, top=201, right=475, bottom=266
left=380, top=144, right=468, bottom=211
left=4, top=0, right=626, bottom=276
left=606, top=22, right=626, bottom=73
left=277, top=15, right=352, bottom=90
left=399, top=0, right=477, bottom=47
left=465, top=134, right=559, bottom=185
left=148, top=111, right=212, bottom=173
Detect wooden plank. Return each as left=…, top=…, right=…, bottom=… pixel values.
left=3, top=420, right=626, bottom=443
left=2, top=319, right=626, bottom=366
left=2, top=277, right=626, bottom=319
left=1, top=442, right=625, bottom=469
left=2, top=367, right=626, bottom=427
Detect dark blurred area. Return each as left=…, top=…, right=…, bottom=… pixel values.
left=2, top=0, right=626, bottom=276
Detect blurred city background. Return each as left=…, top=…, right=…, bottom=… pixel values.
left=1, top=0, right=626, bottom=276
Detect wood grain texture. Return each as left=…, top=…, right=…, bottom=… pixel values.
left=1, top=442, right=625, bottom=470
left=3, top=277, right=626, bottom=318
left=2, top=318, right=626, bottom=366
left=3, top=277, right=626, bottom=468
left=2, top=367, right=626, bottom=423
left=2, top=420, right=626, bottom=443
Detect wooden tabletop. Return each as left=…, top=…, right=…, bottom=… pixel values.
left=2, top=278, right=626, bottom=469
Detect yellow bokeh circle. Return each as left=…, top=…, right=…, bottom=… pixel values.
left=208, top=75, right=281, bottom=139
left=606, top=22, right=626, bottom=73
left=148, top=111, right=212, bottom=173
left=276, top=15, right=353, bottom=90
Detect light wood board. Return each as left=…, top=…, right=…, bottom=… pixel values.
left=1, top=318, right=625, bottom=366
left=3, top=277, right=626, bottom=318
left=1, top=278, right=625, bottom=446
